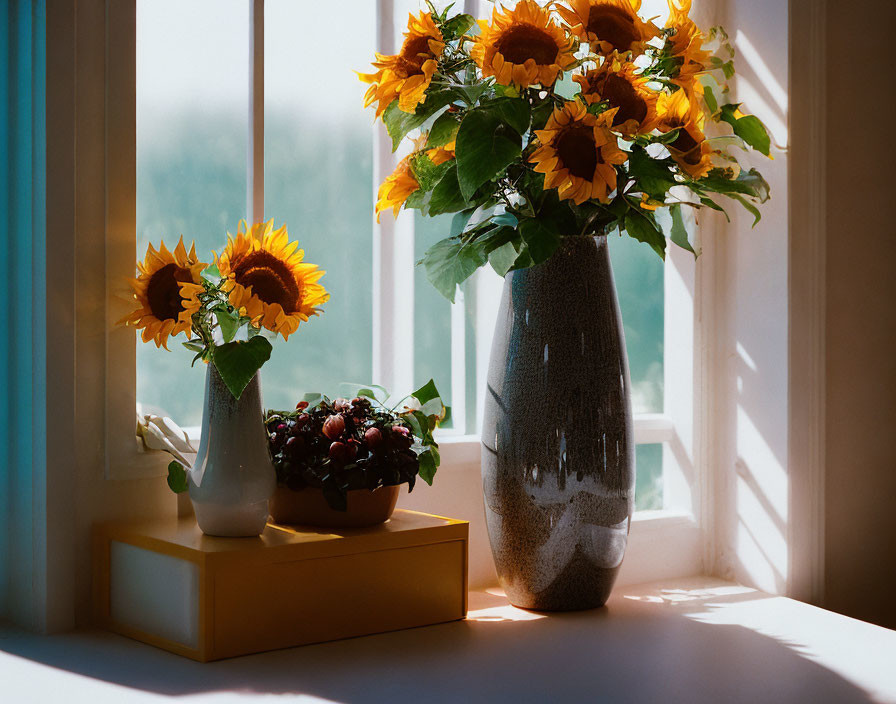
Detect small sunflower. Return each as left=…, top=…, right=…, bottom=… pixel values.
left=360, top=12, right=445, bottom=118
left=216, top=221, right=328, bottom=341
left=573, top=60, right=658, bottom=136
left=375, top=155, right=420, bottom=222
left=472, top=0, right=576, bottom=88
left=529, top=99, right=628, bottom=204
left=656, top=89, right=713, bottom=178
left=119, top=237, right=206, bottom=350
left=427, top=139, right=456, bottom=166
left=557, top=0, right=660, bottom=57
left=664, top=0, right=712, bottom=92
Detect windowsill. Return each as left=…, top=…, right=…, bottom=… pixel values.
left=1, top=576, right=894, bottom=702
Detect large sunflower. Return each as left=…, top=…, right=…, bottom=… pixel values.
left=216, top=221, right=328, bottom=341
left=529, top=99, right=628, bottom=204
left=360, top=12, right=445, bottom=118
left=557, top=0, right=660, bottom=57
left=573, top=60, right=658, bottom=136
left=119, top=237, right=206, bottom=350
left=664, top=0, right=711, bottom=92
left=375, top=155, right=420, bottom=222
left=656, top=89, right=713, bottom=178
left=472, top=0, right=576, bottom=89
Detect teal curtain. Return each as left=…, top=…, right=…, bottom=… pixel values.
left=0, top=0, right=46, bottom=622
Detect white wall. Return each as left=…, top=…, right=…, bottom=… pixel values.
left=702, top=0, right=791, bottom=595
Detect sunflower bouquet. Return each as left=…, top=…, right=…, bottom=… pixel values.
left=119, top=220, right=329, bottom=400
left=360, top=0, right=772, bottom=301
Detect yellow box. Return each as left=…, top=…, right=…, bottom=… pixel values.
left=93, top=510, right=469, bottom=661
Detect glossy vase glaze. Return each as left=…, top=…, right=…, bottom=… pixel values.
left=482, top=234, right=634, bottom=611
left=188, top=364, right=275, bottom=537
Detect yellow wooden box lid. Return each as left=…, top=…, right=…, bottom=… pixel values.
left=97, top=509, right=469, bottom=564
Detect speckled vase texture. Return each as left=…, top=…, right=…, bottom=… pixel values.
left=188, top=365, right=275, bottom=537
left=481, top=234, right=635, bottom=611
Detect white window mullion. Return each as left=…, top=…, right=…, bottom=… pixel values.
left=248, top=0, right=264, bottom=223
left=373, top=0, right=415, bottom=399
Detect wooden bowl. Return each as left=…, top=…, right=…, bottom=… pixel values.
left=269, top=485, right=400, bottom=529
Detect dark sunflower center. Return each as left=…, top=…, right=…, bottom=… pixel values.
left=556, top=125, right=599, bottom=179
left=395, top=35, right=432, bottom=77
left=146, top=263, right=193, bottom=322
left=587, top=6, right=639, bottom=51
left=670, top=128, right=699, bottom=156
left=232, top=250, right=301, bottom=313
left=602, top=73, right=648, bottom=126
left=496, top=24, right=560, bottom=66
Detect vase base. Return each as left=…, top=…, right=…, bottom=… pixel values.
left=192, top=499, right=270, bottom=537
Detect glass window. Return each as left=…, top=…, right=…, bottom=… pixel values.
left=263, top=0, right=375, bottom=412
left=135, top=0, right=249, bottom=425
left=134, top=0, right=668, bottom=491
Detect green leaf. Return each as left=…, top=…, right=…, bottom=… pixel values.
left=428, top=165, right=470, bottom=215
left=518, top=218, right=561, bottom=266
left=215, top=309, right=240, bottom=343
left=421, top=238, right=485, bottom=302
left=420, top=227, right=514, bottom=301
left=167, top=461, right=188, bottom=494
left=727, top=192, right=762, bottom=226
left=488, top=240, right=522, bottom=276
left=625, top=208, right=666, bottom=260
left=441, top=12, right=475, bottom=40
left=668, top=203, right=696, bottom=255
left=697, top=194, right=730, bottom=221
left=530, top=99, right=554, bottom=130
left=455, top=107, right=523, bottom=200
left=628, top=146, right=678, bottom=200
left=488, top=97, right=531, bottom=135
left=426, top=111, right=460, bottom=149
left=182, top=341, right=205, bottom=354
left=412, top=378, right=441, bottom=406
left=488, top=239, right=532, bottom=276
left=735, top=168, right=771, bottom=202
left=201, top=264, right=221, bottom=283
left=403, top=188, right=428, bottom=211
left=302, top=392, right=325, bottom=408
left=491, top=212, right=518, bottom=227
left=450, top=207, right=477, bottom=236
left=698, top=167, right=770, bottom=202
left=418, top=448, right=438, bottom=485
left=383, top=90, right=457, bottom=151
left=718, top=104, right=771, bottom=156
left=702, top=84, right=718, bottom=114
left=211, top=336, right=273, bottom=400
left=411, top=152, right=453, bottom=192
left=338, top=382, right=389, bottom=403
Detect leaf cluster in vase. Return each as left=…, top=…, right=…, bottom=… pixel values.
left=265, top=381, right=448, bottom=512
left=118, top=220, right=329, bottom=400
left=360, top=0, right=772, bottom=302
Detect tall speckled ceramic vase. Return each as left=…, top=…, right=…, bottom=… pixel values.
left=188, top=364, right=275, bottom=537
left=481, top=234, right=634, bottom=611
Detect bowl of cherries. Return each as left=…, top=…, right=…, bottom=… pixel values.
left=265, top=382, right=447, bottom=528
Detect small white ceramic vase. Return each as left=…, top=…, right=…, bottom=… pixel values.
left=188, top=364, right=275, bottom=537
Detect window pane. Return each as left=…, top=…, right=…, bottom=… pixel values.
left=414, top=214, right=455, bottom=428
left=262, top=0, right=375, bottom=411
left=610, top=235, right=664, bottom=414
left=136, top=0, right=249, bottom=426
left=635, top=443, right=664, bottom=511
